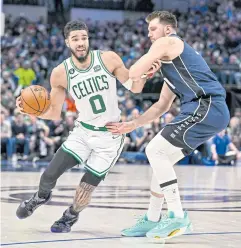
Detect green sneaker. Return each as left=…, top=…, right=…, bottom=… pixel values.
left=121, top=214, right=159, bottom=237
left=146, top=211, right=193, bottom=240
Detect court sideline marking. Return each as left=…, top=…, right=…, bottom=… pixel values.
left=2, top=232, right=241, bottom=246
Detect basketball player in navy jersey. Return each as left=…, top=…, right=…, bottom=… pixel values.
left=107, top=11, right=230, bottom=239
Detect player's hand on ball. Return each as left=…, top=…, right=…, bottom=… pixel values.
left=15, top=95, right=26, bottom=115
left=106, top=121, right=136, bottom=135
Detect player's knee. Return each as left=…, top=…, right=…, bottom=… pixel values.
left=81, top=170, right=103, bottom=186
left=145, top=139, right=156, bottom=159
left=146, top=135, right=167, bottom=159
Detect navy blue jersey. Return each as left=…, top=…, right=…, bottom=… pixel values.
left=160, top=34, right=226, bottom=104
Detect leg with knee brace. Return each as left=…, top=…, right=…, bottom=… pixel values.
left=145, top=134, right=184, bottom=184
left=147, top=173, right=165, bottom=222
left=146, top=133, right=185, bottom=218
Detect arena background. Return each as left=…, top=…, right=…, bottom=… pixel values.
left=1, top=0, right=241, bottom=170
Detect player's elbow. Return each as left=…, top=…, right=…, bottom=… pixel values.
left=39, top=105, right=62, bottom=120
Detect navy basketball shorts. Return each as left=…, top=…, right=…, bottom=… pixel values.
left=161, top=96, right=230, bottom=155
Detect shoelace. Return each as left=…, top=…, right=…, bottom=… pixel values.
left=55, top=215, right=70, bottom=225
left=156, top=215, right=174, bottom=229
left=55, top=211, right=77, bottom=225
left=25, top=196, right=38, bottom=211
left=130, top=215, right=147, bottom=227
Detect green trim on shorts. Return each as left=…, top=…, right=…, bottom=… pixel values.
left=84, top=134, right=125, bottom=177
left=63, top=60, right=71, bottom=92
left=84, top=164, right=106, bottom=178
left=80, top=121, right=108, bottom=132
left=97, top=50, right=116, bottom=78
left=61, top=143, right=83, bottom=163
left=109, top=134, right=125, bottom=167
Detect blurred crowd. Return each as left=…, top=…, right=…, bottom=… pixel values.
left=1, top=0, right=241, bottom=165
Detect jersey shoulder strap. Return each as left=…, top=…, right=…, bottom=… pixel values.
left=95, top=50, right=116, bottom=78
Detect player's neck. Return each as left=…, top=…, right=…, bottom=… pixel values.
left=71, top=53, right=91, bottom=70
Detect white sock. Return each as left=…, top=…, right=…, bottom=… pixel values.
left=162, top=183, right=184, bottom=218
left=147, top=193, right=164, bottom=222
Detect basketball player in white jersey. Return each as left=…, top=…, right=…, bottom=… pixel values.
left=15, top=20, right=160, bottom=233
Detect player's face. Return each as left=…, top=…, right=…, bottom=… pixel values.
left=148, top=18, right=169, bottom=43
left=66, top=30, right=90, bottom=63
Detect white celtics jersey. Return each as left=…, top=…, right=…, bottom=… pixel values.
left=63, top=50, right=121, bottom=126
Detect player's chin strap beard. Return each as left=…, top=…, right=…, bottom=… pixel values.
left=72, top=182, right=96, bottom=213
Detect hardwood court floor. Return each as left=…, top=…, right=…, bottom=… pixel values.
left=1, top=165, right=241, bottom=248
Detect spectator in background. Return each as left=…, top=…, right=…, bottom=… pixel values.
left=211, top=129, right=241, bottom=165
left=125, top=99, right=137, bottom=117
left=25, top=116, right=54, bottom=159
left=2, top=71, right=16, bottom=92
left=1, top=88, right=16, bottom=116
left=125, top=0, right=139, bottom=10
left=13, top=61, right=36, bottom=96
left=48, top=35, right=64, bottom=62
left=229, top=108, right=241, bottom=148
left=62, top=112, right=75, bottom=142
left=162, top=112, right=175, bottom=128
left=0, top=112, right=13, bottom=159
left=49, top=119, right=65, bottom=152
left=11, top=112, right=30, bottom=160
left=229, top=54, right=241, bottom=85
left=129, top=108, right=153, bottom=152
left=151, top=117, right=162, bottom=135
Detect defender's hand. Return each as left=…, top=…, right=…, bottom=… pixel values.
left=106, top=121, right=136, bottom=135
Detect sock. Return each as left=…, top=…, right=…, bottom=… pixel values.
left=147, top=193, right=164, bottom=222
left=161, top=181, right=184, bottom=218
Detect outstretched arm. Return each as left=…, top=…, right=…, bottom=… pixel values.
left=106, top=83, right=176, bottom=134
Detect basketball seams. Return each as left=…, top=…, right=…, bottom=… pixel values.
left=29, top=87, right=40, bottom=111
left=21, top=86, right=51, bottom=116
left=21, top=96, right=42, bottom=115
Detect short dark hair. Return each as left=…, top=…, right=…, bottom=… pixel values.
left=64, top=20, right=89, bottom=39
left=146, top=11, right=177, bottom=29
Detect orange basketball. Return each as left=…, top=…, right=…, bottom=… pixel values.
left=20, top=85, right=51, bottom=116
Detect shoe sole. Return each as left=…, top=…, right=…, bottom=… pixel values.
left=121, top=232, right=146, bottom=237
left=147, top=223, right=193, bottom=240
left=51, top=227, right=71, bottom=233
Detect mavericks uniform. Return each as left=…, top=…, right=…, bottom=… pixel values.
left=160, top=34, right=230, bottom=155
left=62, top=50, right=125, bottom=177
